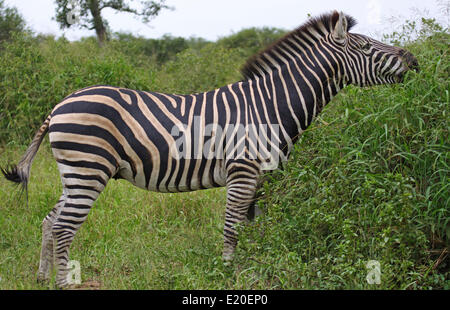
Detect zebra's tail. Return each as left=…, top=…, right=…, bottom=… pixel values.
left=1, top=115, right=52, bottom=203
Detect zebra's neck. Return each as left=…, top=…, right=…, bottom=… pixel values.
left=247, top=36, right=344, bottom=159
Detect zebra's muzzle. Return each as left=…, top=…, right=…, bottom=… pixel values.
left=401, top=50, right=420, bottom=73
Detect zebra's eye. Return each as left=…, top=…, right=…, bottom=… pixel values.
left=361, top=42, right=371, bottom=51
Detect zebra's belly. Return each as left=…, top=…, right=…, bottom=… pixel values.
left=117, top=158, right=227, bottom=193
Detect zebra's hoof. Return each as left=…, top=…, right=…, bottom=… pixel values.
left=222, top=252, right=234, bottom=265
left=36, top=273, right=50, bottom=285
left=223, top=260, right=233, bottom=267
left=56, top=283, right=72, bottom=290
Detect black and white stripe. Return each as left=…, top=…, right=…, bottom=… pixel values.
left=2, top=10, right=418, bottom=287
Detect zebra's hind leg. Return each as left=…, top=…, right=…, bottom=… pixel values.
left=37, top=196, right=66, bottom=284
left=52, top=186, right=104, bottom=288
left=51, top=168, right=108, bottom=288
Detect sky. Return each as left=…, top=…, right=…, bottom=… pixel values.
left=4, top=0, right=448, bottom=41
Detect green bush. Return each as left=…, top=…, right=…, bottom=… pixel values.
left=110, top=33, right=209, bottom=64
left=153, top=43, right=243, bottom=94
left=217, top=27, right=286, bottom=57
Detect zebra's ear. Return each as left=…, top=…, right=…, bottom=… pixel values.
left=332, top=11, right=348, bottom=41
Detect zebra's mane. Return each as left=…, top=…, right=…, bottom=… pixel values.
left=240, top=11, right=357, bottom=80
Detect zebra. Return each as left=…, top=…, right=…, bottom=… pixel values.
left=2, top=11, right=418, bottom=288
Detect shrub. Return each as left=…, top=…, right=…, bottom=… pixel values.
left=217, top=27, right=286, bottom=57
left=153, top=43, right=243, bottom=94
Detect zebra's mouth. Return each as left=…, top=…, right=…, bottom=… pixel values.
left=402, top=51, right=420, bottom=73
left=396, top=52, right=419, bottom=83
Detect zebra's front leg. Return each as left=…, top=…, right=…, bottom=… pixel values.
left=37, top=197, right=65, bottom=284
left=222, top=166, right=259, bottom=261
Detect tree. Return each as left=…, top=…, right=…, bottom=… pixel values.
left=0, top=0, right=26, bottom=42
left=55, top=0, right=171, bottom=45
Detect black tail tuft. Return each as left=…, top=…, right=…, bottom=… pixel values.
left=2, top=164, right=29, bottom=207
left=1, top=114, right=51, bottom=207
left=1, top=165, right=23, bottom=184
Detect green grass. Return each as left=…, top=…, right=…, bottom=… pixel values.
left=0, top=145, right=231, bottom=289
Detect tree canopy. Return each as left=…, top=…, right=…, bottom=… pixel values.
left=55, top=0, right=171, bottom=45
left=0, top=0, right=26, bottom=42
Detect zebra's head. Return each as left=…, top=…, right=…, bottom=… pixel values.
left=329, top=11, right=419, bottom=86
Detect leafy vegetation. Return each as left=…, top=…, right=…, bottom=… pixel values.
left=0, top=3, right=448, bottom=290
left=216, top=27, right=287, bottom=56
